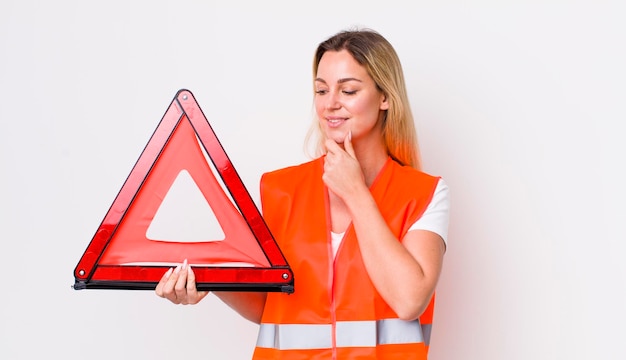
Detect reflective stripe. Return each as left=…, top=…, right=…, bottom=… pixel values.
left=257, top=323, right=332, bottom=350
left=377, top=319, right=424, bottom=345
left=336, top=321, right=376, bottom=347
left=422, top=323, right=432, bottom=346
left=257, top=319, right=425, bottom=350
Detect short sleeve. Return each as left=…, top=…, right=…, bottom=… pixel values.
left=407, top=178, right=450, bottom=246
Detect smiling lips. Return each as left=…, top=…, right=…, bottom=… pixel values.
left=327, top=118, right=346, bottom=128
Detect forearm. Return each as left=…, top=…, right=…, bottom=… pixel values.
left=213, top=291, right=267, bottom=324
left=347, top=191, right=442, bottom=320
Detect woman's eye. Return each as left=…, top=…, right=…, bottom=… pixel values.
left=343, top=90, right=357, bottom=95
left=315, top=89, right=327, bottom=95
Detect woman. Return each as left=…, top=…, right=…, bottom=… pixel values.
left=156, top=28, right=449, bottom=359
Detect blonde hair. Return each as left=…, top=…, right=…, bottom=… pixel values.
left=305, top=28, right=422, bottom=169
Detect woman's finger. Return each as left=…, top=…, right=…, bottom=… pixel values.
left=174, top=259, right=189, bottom=303
left=343, top=131, right=356, bottom=158
left=186, top=266, right=209, bottom=304
left=155, top=267, right=174, bottom=297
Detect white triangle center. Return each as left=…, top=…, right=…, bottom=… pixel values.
left=146, top=169, right=225, bottom=242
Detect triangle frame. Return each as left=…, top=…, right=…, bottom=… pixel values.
left=73, top=89, right=294, bottom=293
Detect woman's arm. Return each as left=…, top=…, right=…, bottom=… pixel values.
left=348, top=193, right=445, bottom=320
left=323, top=135, right=446, bottom=321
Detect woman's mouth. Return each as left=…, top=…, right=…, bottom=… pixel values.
left=327, top=118, right=346, bottom=128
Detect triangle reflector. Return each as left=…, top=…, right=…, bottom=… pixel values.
left=73, top=89, right=294, bottom=293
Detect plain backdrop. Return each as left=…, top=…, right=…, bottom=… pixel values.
left=1, top=1, right=625, bottom=359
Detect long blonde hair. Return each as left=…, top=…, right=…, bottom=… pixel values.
left=305, top=28, right=422, bottom=169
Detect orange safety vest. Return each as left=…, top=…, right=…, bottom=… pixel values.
left=254, top=156, right=440, bottom=360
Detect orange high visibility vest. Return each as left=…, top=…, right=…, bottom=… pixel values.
left=254, top=156, right=440, bottom=360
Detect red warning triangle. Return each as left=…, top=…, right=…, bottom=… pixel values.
left=73, top=89, right=293, bottom=293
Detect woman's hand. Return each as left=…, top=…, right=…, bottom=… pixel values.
left=155, top=259, right=208, bottom=305
left=323, top=131, right=366, bottom=200
left=154, top=260, right=266, bottom=323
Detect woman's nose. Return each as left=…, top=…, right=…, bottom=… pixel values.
left=325, top=91, right=341, bottom=110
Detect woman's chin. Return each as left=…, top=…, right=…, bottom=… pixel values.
left=324, top=130, right=348, bottom=144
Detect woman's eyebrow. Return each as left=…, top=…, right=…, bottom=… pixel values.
left=314, top=77, right=363, bottom=83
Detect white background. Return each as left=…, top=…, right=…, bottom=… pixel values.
left=1, top=1, right=625, bottom=359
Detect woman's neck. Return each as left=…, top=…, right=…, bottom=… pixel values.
left=355, top=147, right=388, bottom=187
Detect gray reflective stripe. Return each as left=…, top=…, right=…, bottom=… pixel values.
left=377, top=318, right=424, bottom=345
left=336, top=321, right=377, bottom=347
left=421, top=323, right=432, bottom=346
left=257, top=319, right=425, bottom=350
left=257, top=323, right=332, bottom=350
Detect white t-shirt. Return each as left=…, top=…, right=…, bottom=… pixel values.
left=331, top=178, right=450, bottom=257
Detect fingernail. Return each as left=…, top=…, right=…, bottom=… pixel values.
left=174, top=264, right=181, bottom=274
left=182, top=259, right=188, bottom=271
left=164, top=268, right=173, bottom=278
left=348, top=130, right=352, bottom=140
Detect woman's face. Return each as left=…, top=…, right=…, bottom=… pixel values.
left=314, top=49, right=388, bottom=146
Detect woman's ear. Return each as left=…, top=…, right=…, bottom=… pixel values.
left=380, top=94, right=389, bottom=110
